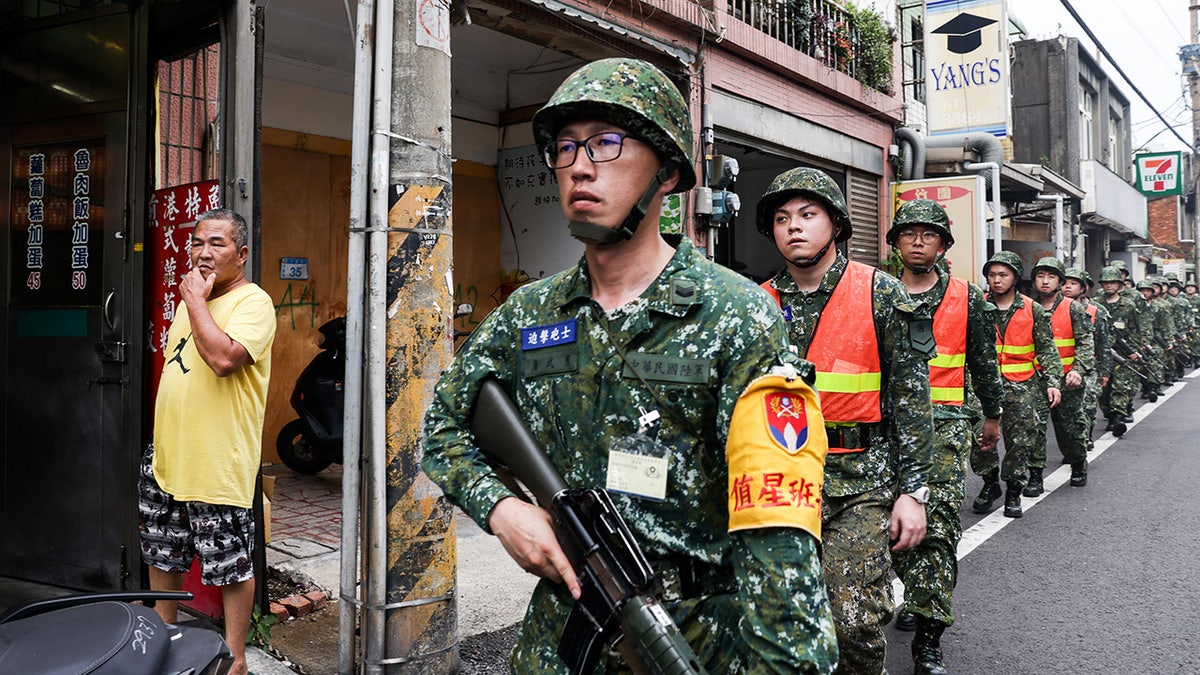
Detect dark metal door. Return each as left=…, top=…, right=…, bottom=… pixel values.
left=0, top=113, right=134, bottom=590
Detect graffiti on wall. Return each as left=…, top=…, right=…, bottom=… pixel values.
left=275, top=282, right=321, bottom=330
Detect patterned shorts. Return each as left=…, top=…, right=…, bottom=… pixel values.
left=138, top=446, right=255, bottom=586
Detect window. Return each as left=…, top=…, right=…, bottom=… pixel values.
left=1079, top=87, right=1096, bottom=160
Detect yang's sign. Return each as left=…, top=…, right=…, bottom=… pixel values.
left=924, top=0, right=1010, bottom=138
left=1135, top=152, right=1183, bottom=197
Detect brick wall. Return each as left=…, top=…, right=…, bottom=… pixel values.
left=1147, top=196, right=1192, bottom=255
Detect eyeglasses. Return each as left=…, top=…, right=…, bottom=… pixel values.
left=897, top=230, right=942, bottom=244
left=543, top=132, right=633, bottom=170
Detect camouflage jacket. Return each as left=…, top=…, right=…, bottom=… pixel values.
left=1080, top=298, right=1112, bottom=379
left=908, top=271, right=1004, bottom=421
left=423, top=237, right=837, bottom=673
left=1170, top=294, right=1193, bottom=335
left=1123, top=287, right=1154, bottom=348
left=1042, top=294, right=1096, bottom=378
left=1149, top=298, right=1177, bottom=346
left=765, top=254, right=933, bottom=497
left=986, top=291, right=1064, bottom=390
left=1102, top=292, right=1144, bottom=356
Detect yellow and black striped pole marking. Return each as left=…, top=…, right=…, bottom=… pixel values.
left=383, top=182, right=458, bottom=672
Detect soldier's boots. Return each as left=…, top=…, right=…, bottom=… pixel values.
left=1004, top=481, right=1023, bottom=518
left=1070, top=463, right=1087, bottom=487
left=1022, top=468, right=1044, bottom=497
left=1106, top=416, right=1127, bottom=437
left=912, top=617, right=949, bottom=675
left=972, top=470, right=1002, bottom=514
left=894, top=609, right=917, bottom=632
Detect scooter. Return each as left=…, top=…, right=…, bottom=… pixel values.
left=0, top=591, right=233, bottom=674
left=277, top=316, right=346, bottom=474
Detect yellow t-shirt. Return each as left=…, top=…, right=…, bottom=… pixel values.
left=153, top=283, right=276, bottom=508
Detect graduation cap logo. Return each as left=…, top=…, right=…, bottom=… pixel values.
left=932, top=12, right=998, bottom=55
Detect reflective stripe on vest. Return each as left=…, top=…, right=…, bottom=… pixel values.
left=929, top=276, right=969, bottom=406
left=995, top=294, right=1037, bottom=382
left=1044, top=298, right=1076, bottom=373
left=761, top=263, right=883, bottom=453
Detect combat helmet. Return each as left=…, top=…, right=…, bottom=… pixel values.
left=1064, top=267, right=1087, bottom=285
left=1107, top=259, right=1130, bottom=275
left=1032, top=256, right=1066, bottom=280
left=1098, top=266, right=1123, bottom=283
left=532, top=58, right=695, bottom=192
left=1137, top=279, right=1155, bottom=291
left=887, top=198, right=954, bottom=247
left=755, top=167, right=852, bottom=242
left=983, top=250, right=1024, bottom=279
left=1166, top=272, right=1183, bottom=288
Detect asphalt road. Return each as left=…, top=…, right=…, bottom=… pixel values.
left=463, top=371, right=1200, bottom=674
left=887, top=369, right=1200, bottom=674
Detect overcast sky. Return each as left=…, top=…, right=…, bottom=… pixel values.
left=1007, top=0, right=1194, bottom=154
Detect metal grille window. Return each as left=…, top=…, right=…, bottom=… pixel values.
left=899, top=0, right=925, bottom=103
left=157, top=45, right=220, bottom=187
left=846, top=170, right=881, bottom=266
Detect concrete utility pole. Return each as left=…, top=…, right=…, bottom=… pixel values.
left=376, top=0, right=457, bottom=671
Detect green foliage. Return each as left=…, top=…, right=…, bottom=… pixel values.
left=847, top=2, right=896, bottom=93
left=247, top=604, right=278, bottom=647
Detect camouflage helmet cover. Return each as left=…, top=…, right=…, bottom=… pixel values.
left=888, top=198, right=955, bottom=247
left=1064, top=267, right=1087, bottom=284
left=1032, top=256, right=1066, bottom=280
left=1166, top=272, right=1183, bottom=287
left=983, top=250, right=1024, bottom=279
left=755, top=167, right=852, bottom=241
left=1187, top=278, right=1198, bottom=289
left=531, top=58, right=696, bottom=192
left=1098, top=266, right=1123, bottom=283
left=1107, top=259, right=1129, bottom=272
left=1137, top=279, right=1155, bottom=291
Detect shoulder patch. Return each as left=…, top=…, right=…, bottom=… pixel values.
left=727, top=373, right=826, bottom=540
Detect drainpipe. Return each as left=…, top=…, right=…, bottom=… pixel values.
left=965, top=161, right=1002, bottom=257
left=895, top=127, right=926, bottom=181
left=1037, top=193, right=1065, bottom=261
left=365, top=0, right=394, bottom=671
left=340, top=1, right=373, bottom=673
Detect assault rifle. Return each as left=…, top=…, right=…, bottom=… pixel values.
left=1110, top=348, right=1150, bottom=382
left=470, top=377, right=707, bottom=675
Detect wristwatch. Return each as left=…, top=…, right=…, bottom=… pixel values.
left=906, top=486, right=931, bottom=505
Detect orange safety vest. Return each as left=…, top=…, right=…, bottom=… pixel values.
left=1082, top=301, right=1098, bottom=324
left=994, top=294, right=1037, bottom=382
left=929, top=277, right=969, bottom=406
left=1045, top=298, right=1077, bottom=373
left=761, top=262, right=882, bottom=453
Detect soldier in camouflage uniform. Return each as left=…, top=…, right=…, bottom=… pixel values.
left=1164, top=274, right=1193, bottom=376
left=972, top=252, right=1063, bottom=517
left=1098, top=267, right=1143, bottom=435
left=1028, top=257, right=1094, bottom=490
left=422, top=58, right=839, bottom=673
left=757, top=168, right=934, bottom=675
left=1140, top=278, right=1175, bottom=394
left=884, top=200, right=1003, bottom=675
left=1062, top=268, right=1110, bottom=451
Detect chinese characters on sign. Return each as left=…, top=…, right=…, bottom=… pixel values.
left=893, top=176, right=986, bottom=284
left=11, top=141, right=104, bottom=306
left=145, top=181, right=221, bottom=411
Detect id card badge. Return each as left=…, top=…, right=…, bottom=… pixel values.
left=606, top=408, right=670, bottom=501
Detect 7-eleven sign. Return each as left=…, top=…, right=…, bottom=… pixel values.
left=1135, top=152, right=1183, bottom=197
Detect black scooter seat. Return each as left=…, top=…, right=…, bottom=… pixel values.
left=0, top=600, right=170, bottom=674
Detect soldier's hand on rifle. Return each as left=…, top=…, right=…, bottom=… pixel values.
left=1065, top=370, right=1083, bottom=389
left=1046, top=387, right=1062, bottom=408
left=489, top=496, right=582, bottom=599
left=1099, top=376, right=1110, bottom=388
left=978, top=417, right=1001, bottom=453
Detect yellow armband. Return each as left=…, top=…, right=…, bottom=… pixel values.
left=726, top=372, right=827, bottom=540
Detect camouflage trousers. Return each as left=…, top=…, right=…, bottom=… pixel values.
left=1101, top=361, right=1140, bottom=418
left=822, top=485, right=894, bottom=675
left=1080, top=373, right=1100, bottom=450
left=892, top=419, right=970, bottom=626
left=1033, top=382, right=1088, bottom=470
left=971, top=378, right=1046, bottom=486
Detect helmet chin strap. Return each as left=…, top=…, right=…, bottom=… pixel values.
left=789, top=228, right=839, bottom=269
left=568, top=166, right=672, bottom=246
left=901, top=250, right=944, bottom=276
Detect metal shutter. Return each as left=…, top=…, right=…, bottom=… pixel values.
left=846, top=170, right=882, bottom=266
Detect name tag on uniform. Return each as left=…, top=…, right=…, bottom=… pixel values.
left=1113, top=320, right=1126, bottom=330
left=621, top=354, right=710, bottom=384
left=606, top=449, right=669, bottom=501
left=521, top=318, right=577, bottom=350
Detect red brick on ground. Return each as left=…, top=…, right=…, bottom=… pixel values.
left=269, top=601, right=291, bottom=623
left=304, top=591, right=329, bottom=611
left=280, top=594, right=314, bottom=617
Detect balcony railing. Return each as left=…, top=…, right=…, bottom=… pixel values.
left=728, top=0, right=894, bottom=92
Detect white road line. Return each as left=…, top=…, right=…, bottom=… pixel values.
left=892, top=373, right=1192, bottom=604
